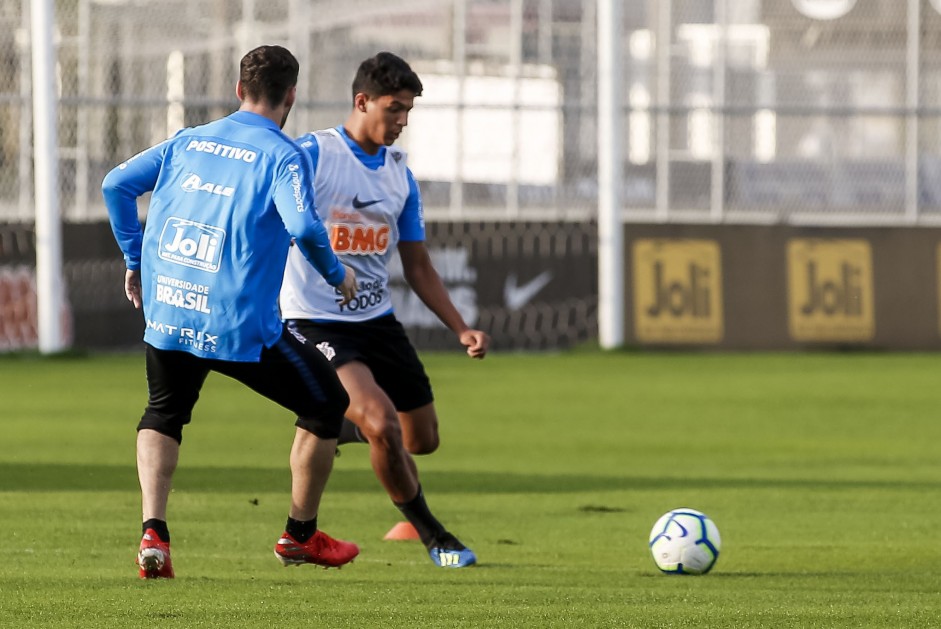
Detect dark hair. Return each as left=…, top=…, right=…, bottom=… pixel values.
left=239, top=45, right=299, bottom=107
left=351, top=52, right=423, bottom=103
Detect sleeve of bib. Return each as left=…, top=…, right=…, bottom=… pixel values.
left=398, top=168, right=425, bottom=242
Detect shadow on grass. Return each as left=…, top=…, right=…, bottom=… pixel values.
left=637, top=571, right=863, bottom=578
left=0, top=462, right=937, bottom=493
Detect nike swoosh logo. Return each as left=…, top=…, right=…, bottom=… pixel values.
left=352, top=194, right=382, bottom=209
left=504, top=271, right=552, bottom=310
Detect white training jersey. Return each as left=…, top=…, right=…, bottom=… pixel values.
left=280, top=128, right=411, bottom=322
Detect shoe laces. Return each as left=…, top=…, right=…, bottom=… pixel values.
left=313, top=531, right=341, bottom=551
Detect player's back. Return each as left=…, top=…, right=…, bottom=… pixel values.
left=141, top=112, right=306, bottom=361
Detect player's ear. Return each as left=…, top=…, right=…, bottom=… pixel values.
left=235, top=80, right=244, bottom=101
left=354, top=92, right=368, bottom=113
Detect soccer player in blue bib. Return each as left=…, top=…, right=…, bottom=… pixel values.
left=280, top=52, right=490, bottom=568
left=103, top=45, right=360, bottom=578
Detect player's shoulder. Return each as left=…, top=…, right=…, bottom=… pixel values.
left=295, top=129, right=330, bottom=153
left=304, top=128, right=342, bottom=151
left=172, top=116, right=277, bottom=149
left=388, top=145, right=407, bottom=165
left=252, top=126, right=308, bottom=162
left=176, top=115, right=235, bottom=139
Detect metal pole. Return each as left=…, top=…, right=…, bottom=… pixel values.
left=905, top=0, right=920, bottom=223
left=509, top=0, right=522, bottom=218
left=19, top=0, right=32, bottom=221
left=537, top=0, right=560, bottom=216
left=166, top=50, right=185, bottom=137
left=450, top=0, right=465, bottom=217
left=289, top=0, right=310, bottom=135
left=240, top=0, right=256, bottom=53
left=710, top=0, right=727, bottom=222
left=597, top=0, right=623, bottom=349
left=30, top=0, right=66, bottom=352
left=538, top=0, right=552, bottom=64
left=75, top=0, right=90, bottom=219
left=655, top=0, right=671, bottom=220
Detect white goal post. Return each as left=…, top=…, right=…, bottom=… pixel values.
left=32, top=0, right=66, bottom=353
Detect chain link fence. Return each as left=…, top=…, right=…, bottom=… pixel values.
left=1, top=0, right=940, bottom=351
left=0, top=0, right=933, bottom=223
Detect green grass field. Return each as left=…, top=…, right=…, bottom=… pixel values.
left=1, top=349, right=940, bottom=628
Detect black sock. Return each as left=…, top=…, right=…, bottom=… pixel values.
left=286, top=516, right=317, bottom=543
left=142, top=519, right=170, bottom=543
left=337, top=419, right=367, bottom=445
left=394, top=485, right=447, bottom=548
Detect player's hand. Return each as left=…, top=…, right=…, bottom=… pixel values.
left=336, top=264, right=358, bottom=306
left=125, top=269, right=142, bottom=309
left=459, top=328, right=489, bottom=359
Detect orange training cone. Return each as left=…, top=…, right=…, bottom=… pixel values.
left=383, top=521, right=420, bottom=541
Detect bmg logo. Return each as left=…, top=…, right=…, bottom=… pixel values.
left=158, top=217, right=226, bottom=273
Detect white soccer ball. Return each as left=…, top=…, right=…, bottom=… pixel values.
left=648, top=508, right=721, bottom=575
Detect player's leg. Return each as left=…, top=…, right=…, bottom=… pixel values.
left=337, top=417, right=367, bottom=445
left=278, top=425, right=359, bottom=568
left=289, top=426, right=337, bottom=521
left=392, top=403, right=477, bottom=568
left=339, top=362, right=476, bottom=568
left=337, top=360, right=420, bottom=504
left=137, top=430, right=178, bottom=526
left=360, top=315, right=477, bottom=568
left=135, top=345, right=209, bottom=578
left=337, top=398, right=439, bottom=454
left=287, top=316, right=475, bottom=566
left=337, top=361, right=446, bottom=547
left=213, top=325, right=358, bottom=568
left=135, top=430, right=179, bottom=579
left=397, top=402, right=440, bottom=455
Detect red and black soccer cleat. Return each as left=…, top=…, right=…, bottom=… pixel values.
left=274, top=530, right=359, bottom=569
left=137, top=528, right=174, bottom=579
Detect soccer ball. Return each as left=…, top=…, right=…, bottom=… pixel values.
left=648, top=508, right=721, bottom=575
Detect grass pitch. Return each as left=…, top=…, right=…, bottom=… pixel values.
left=1, top=349, right=939, bottom=628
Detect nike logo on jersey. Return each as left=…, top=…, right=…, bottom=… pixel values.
left=352, top=194, right=382, bottom=209
left=504, top=271, right=553, bottom=310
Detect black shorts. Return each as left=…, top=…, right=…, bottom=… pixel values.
left=140, top=324, right=349, bottom=443
left=287, top=314, right=433, bottom=413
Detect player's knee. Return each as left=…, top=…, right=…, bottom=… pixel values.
left=404, top=431, right=439, bottom=455
left=138, top=411, right=187, bottom=445
left=358, top=407, right=403, bottom=449
left=294, top=411, right=342, bottom=439
left=294, top=387, right=350, bottom=439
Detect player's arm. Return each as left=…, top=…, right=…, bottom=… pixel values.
left=273, top=151, right=356, bottom=304
left=398, top=172, right=489, bottom=358
left=101, top=142, right=167, bottom=271
left=400, top=241, right=488, bottom=359
left=101, top=142, right=167, bottom=308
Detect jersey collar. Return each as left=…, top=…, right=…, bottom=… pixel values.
left=228, top=110, right=282, bottom=132
left=336, top=125, right=387, bottom=162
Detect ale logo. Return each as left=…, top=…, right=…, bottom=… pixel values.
left=787, top=239, right=873, bottom=342
left=632, top=239, right=723, bottom=344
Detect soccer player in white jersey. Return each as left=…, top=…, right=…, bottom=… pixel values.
left=103, top=46, right=360, bottom=578
left=280, top=52, right=490, bottom=568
